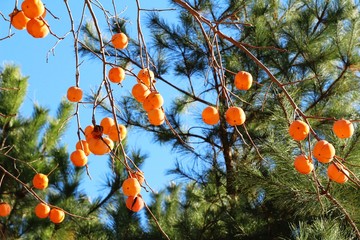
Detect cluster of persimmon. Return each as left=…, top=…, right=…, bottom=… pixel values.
left=289, top=118, right=354, bottom=184
left=122, top=172, right=145, bottom=212
left=9, top=0, right=49, bottom=38
left=202, top=71, right=252, bottom=126
left=35, top=202, right=65, bottom=224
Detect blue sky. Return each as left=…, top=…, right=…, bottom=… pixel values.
left=1, top=1, right=180, bottom=204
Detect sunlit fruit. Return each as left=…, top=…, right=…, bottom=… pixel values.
left=0, top=202, right=11, bottom=217
left=35, top=202, right=50, bottom=218
left=137, top=68, right=154, bottom=87
left=66, top=86, right=83, bottom=102
left=148, top=108, right=165, bottom=126
left=70, top=149, right=88, bottom=167
left=142, top=92, right=164, bottom=112
left=202, top=106, right=220, bottom=125
left=49, top=208, right=65, bottom=224
left=288, top=120, right=310, bottom=141
left=32, top=173, right=48, bottom=190
left=327, top=163, right=349, bottom=184
left=100, top=117, right=115, bottom=135
left=108, top=67, right=125, bottom=83
left=234, top=71, right=253, bottom=90
left=312, top=140, right=335, bottom=163
left=10, top=10, right=30, bottom=30
left=75, top=140, right=90, bottom=156
left=132, top=83, right=151, bottom=103
left=111, top=32, right=128, bottom=49
left=108, top=124, right=127, bottom=141
left=21, top=0, right=45, bottom=19
left=26, top=18, right=49, bottom=38
left=84, top=125, right=95, bottom=140
left=225, top=106, right=246, bottom=126
left=122, top=178, right=141, bottom=197
left=129, top=171, right=145, bottom=185
left=333, top=119, right=354, bottom=139
left=88, top=137, right=114, bottom=155
left=126, top=196, right=144, bottom=212
left=294, top=155, right=313, bottom=174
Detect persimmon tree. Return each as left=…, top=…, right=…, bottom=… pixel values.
left=1, top=0, right=360, bottom=239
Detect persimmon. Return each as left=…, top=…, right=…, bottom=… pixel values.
left=111, top=32, right=128, bottom=49
left=312, top=140, right=335, bottom=163
left=35, top=202, right=50, bottom=218
left=288, top=120, right=310, bottom=141
left=70, top=149, right=88, bottom=167
left=225, top=106, right=246, bottom=126
left=33, top=173, right=48, bottom=190
left=108, top=124, right=127, bottom=142
left=327, top=163, right=349, bottom=184
left=142, top=92, right=164, bottom=112
left=293, top=155, right=313, bottom=174
left=100, top=117, right=115, bottom=135
left=84, top=125, right=95, bottom=140
left=108, top=67, right=125, bottom=83
left=333, top=119, right=354, bottom=139
left=202, top=106, right=220, bottom=125
left=148, top=108, right=165, bottom=126
left=234, top=71, right=253, bottom=90
left=126, top=196, right=144, bottom=212
left=26, top=18, right=49, bottom=38
left=137, top=68, right=154, bottom=87
left=0, top=202, right=11, bottom=217
left=129, top=171, right=145, bottom=185
left=132, top=83, right=151, bottom=103
left=88, top=137, right=114, bottom=155
left=10, top=10, right=30, bottom=30
left=66, top=86, right=83, bottom=102
left=49, top=208, right=65, bottom=224
left=75, top=140, right=90, bottom=156
left=21, top=0, right=45, bottom=19
left=122, top=178, right=141, bottom=197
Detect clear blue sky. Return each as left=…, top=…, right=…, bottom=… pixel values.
left=1, top=1, right=179, bottom=204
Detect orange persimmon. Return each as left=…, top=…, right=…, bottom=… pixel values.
left=49, top=208, right=65, bottom=224
left=70, top=149, right=88, bottom=167
left=288, top=120, right=310, bottom=141
left=202, top=106, right=220, bottom=125
left=294, top=155, right=313, bottom=174
left=35, top=202, right=50, bottom=219
left=126, top=196, right=144, bottom=212
left=0, top=202, right=11, bottom=217
left=132, top=83, right=151, bottom=103
left=333, top=119, right=354, bottom=139
left=111, top=33, right=128, bottom=49
left=225, top=106, right=246, bottom=126
left=234, top=71, right=253, bottom=90
left=10, top=10, right=30, bottom=30
left=108, top=67, right=125, bottom=83
left=312, top=140, right=335, bottom=163
left=122, top=178, right=141, bottom=197
left=327, top=163, right=349, bottom=184
left=32, top=173, right=48, bottom=190
left=26, top=18, right=49, bottom=38
left=66, top=86, right=83, bottom=102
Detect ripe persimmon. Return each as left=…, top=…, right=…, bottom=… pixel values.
left=49, top=208, right=65, bottom=224
left=108, top=67, right=125, bottom=83
left=148, top=108, right=165, bottom=126
left=10, top=10, right=30, bottom=30
left=129, top=171, right=145, bottom=185
left=0, top=202, right=11, bottom=217
left=122, top=178, right=141, bottom=197
left=35, top=202, right=50, bottom=218
left=327, top=163, right=349, bottom=184
left=312, top=140, right=335, bottom=163
left=75, top=140, right=90, bottom=156
left=132, top=83, right=151, bottom=103
left=21, top=0, right=45, bottom=19
left=202, top=106, right=220, bottom=125
left=111, top=33, right=128, bottom=49
left=33, top=173, right=48, bottom=190
left=333, top=119, right=354, bottom=139
left=288, top=120, right=310, bottom=141
left=100, top=117, right=115, bottom=135
left=26, top=18, right=49, bottom=38
left=70, top=149, right=88, bottom=167
left=88, top=137, right=114, bottom=155
left=126, top=196, right=144, bottom=212
left=234, top=71, right=253, bottom=90
left=108, top=124, right=127, bottom=141
left=225, top=106, right=246, bottom=126
left=66, top=86, right=83, bottom=102
left=84, top=125, right=95, bottom=140
left=137, top=68, right=154, bottom=87
left=143, top=92, right=164, bottom=112
left=294, top=155, right=313, bottom=174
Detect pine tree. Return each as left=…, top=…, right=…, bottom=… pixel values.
left=0, top=65, right=105, bottom=239
left=82, top=0, right=360, bottom=239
